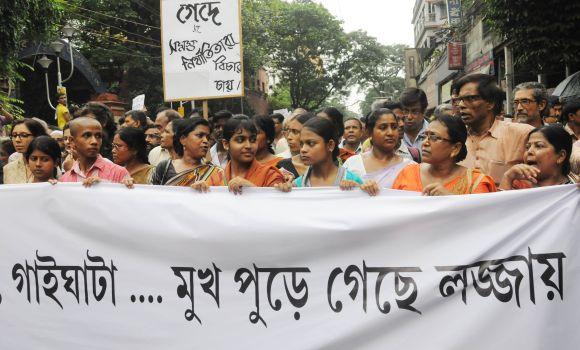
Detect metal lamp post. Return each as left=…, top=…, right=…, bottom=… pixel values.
left=37, top=55, right=56, bottom=110
left=38, top=23, right=77, bottom=109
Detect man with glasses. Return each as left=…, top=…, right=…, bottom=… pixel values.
left=148, top=108, right=181, bottom=166
left=453, top=74, right=533, bottom=185
left=400, top=88, right=429, bottom=157
left=144, top=125, right=162, bottom=153
left=513, top=82, right=548, bottom=128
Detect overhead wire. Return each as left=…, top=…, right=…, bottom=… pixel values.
left=89, top=46, right=161, bottom=59
left=128, top=0, right=160, bottom=18
left=71, top=12, right=160, bottom=45
left=82, top=29, right=161, bottom=48
left=70, top=5, right=161, bottom=30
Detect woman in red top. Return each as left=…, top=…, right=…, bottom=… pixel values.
left=393, top=115, right=496, bottom=195
left=193, top=116, right=285, bottom=194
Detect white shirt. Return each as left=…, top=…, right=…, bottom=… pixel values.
left=148, top=146, right=170, bottom=167
left=209, top=144, right=228, bottom=169
left=274, top=137, right=289, bottom=155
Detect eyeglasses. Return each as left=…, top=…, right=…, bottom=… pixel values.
left=452, top=94, right=482, bottom=105
left=513, top=98, right=536, bottom=107
left=424, top=132, right=452, bottom=143
left=145, top=134, right=161, bottom=139
left=11, top=133, right=33, bottom=140
left=112, top=143, right=127, bottom=150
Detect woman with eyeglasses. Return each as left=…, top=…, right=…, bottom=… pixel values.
left=500, top=125, right=577, bottom=189
left=112, top=127, right=155, bottom=185
left=392, top=115, right=496, bottom=195
left=3, top=118, right=47, bottom=184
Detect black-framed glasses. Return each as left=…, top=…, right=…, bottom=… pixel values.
left=11, top=133, right=33, bottom=140
left=424, top=132, right=452, bottom=143
left=452, top=94, right=482, bottom=104
left=513, top=98, right=537, bottom=107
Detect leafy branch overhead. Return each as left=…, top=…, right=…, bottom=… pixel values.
left=0, top=0, right=65, bottom=116
left=2, top=0, right=407, bottom=116
left=482, top=0, right=580, bottom=72
left=245, top=0, right=406, bottom=110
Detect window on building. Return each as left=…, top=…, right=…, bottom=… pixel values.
left=409, top=57, right=416, bottom=77
left=482, top=20, right=492, bottom=39
left=439, top=4, right=448, bottom=20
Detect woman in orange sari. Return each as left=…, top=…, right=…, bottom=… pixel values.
left=392, top=115, right=496, bottom=195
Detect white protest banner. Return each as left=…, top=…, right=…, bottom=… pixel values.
left=131, top=94, right=145, bottom=110
left=161, top=0, right=243, bottom=101
left=0, top=184, right=578, bottom=349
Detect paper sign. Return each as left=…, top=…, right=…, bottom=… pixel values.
left=131, top=94, right=145, bottom=110
left=161, top=0, right=244, bottom=101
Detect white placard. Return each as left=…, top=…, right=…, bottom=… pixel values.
left=161, top=0, right=243, bottom=101
left=0, top=184, right=578, bottom=349
left=273, top=108, right=290, bottom=119
left=131, top=94, right=145, bottom=110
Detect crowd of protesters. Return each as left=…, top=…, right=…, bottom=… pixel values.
left=1, top=73, right=578, bottom=195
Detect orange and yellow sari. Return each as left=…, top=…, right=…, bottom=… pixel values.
left=165, top=164, right=224, bottom=186
left=392, top=164, right=497, bottom=194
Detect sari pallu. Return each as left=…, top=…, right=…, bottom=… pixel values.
left=392, top=164, right=497, bottom=194
left=130, top=165, right=155, bottom=185
left=165, top=164, right=224, bottom=186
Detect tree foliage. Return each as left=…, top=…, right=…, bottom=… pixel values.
left=4, top=0, right=407, bottom=117
left=482, top=0, right=580, bottom=72
left=268, top=83, right=292, bottom=111
left=0, top=0, right=65, bottom=117
left=346, top=31, right=406, bottom=115
left=263, top=0, right=353, bottom=110
left=348, top=32, right=406, bottom=95
left=69, top=0, right=163, bottom=111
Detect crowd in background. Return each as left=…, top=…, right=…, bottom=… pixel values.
left=1, top=73, right=579, bottom=196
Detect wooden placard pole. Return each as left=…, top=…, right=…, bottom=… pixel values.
left=203, top=100, right=209, bottom=120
